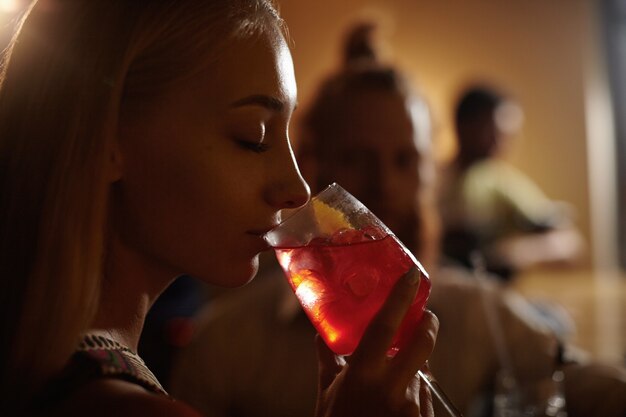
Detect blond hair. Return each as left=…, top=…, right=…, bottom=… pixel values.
left=0, top=0, right=282, bottom=413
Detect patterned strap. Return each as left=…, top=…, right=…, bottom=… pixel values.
left=76, top=333, right=168, bottom=396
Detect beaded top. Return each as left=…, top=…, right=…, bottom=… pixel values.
left=75, top=332, right=168, bottom=396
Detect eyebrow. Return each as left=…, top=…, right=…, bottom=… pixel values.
left=230, top=94, right=287, bottom=112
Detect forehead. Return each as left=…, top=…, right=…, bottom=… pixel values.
left=199, top=27, right=296, bottom=110
left=333, top=91, right=417, bottom=150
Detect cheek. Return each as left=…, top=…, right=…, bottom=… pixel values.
left=116, top=137, right=261, bottom=282
left=395, top=177, right=420, bottom=212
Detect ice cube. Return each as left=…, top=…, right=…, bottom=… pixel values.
left=330, top=228, right=367, bottom=245
left=337, top=257, right=380, bottom=298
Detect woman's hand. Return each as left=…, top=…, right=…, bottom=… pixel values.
left=314, top=268, right=439, bottom=417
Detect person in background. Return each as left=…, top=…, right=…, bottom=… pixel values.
left=171, top=22, right=625, bottom=417
left=438, top=85, right=585, bottom=281
left=0, top=3, right=439, bottom=416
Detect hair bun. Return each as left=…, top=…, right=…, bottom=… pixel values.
left=343, top=22, right=379, bottom=66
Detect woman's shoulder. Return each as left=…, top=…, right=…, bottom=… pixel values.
left=43, top=378, right=203, bottom=417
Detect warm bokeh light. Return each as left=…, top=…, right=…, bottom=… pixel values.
left=0, top=0, right=20, bottom=14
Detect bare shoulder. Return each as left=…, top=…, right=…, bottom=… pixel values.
left=45, top=378, right=203, bottom=417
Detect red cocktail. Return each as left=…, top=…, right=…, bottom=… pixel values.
left=265, top=184, right=462, bottom=416
left=275, top=229, right=430, bottom=355
left=264, top=183, right=430, bottom=356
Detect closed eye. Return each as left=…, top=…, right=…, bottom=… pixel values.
left=237, top=140, right=270, bottom=153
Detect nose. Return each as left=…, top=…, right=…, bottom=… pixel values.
left=265, top=147, right=311, bottom=210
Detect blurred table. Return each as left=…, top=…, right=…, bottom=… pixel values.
left=513, top=267, right=626, bottom=366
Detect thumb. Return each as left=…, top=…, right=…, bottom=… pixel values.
left=315, top=334, right=344, bottom=391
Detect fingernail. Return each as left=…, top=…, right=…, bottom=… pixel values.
left=402, top=267, right=420, bottom=285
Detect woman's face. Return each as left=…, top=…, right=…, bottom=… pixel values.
left=115, top=26, right=309, bottom=287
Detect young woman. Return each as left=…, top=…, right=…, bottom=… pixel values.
left=0, top=1, right=438, bottom=416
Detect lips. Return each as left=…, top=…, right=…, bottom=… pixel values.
left=247, top=225, right=280, bottom=251
left=247, top=224, right=280, bottom=237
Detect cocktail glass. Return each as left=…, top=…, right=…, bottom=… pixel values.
left=264, top=183, right=462, bottom=416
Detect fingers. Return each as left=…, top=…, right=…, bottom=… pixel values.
left=389, top=310, right=439, bottom=388
left=352, top=267, right=421, bottom=366
left=400, top=374, right=432, bottom=417
left=315, top=334, right=344, bottom=391
left=418, top=371, right=434, bottom=417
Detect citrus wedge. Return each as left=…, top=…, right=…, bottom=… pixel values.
left=313, top=199, right=351, bottom=235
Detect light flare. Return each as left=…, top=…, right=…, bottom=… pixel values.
left=294, top=275, right=320, bottom=309
left=0, top=0, right=20, bottom=13
left=293, top=271, right=341, bottom=345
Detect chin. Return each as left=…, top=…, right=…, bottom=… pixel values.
left=206, top=255, right=260, bottom=288
left=242, top=256, right=261, bottom=285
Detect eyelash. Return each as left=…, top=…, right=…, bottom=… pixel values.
left=237, top=140, right=270, bottom=153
